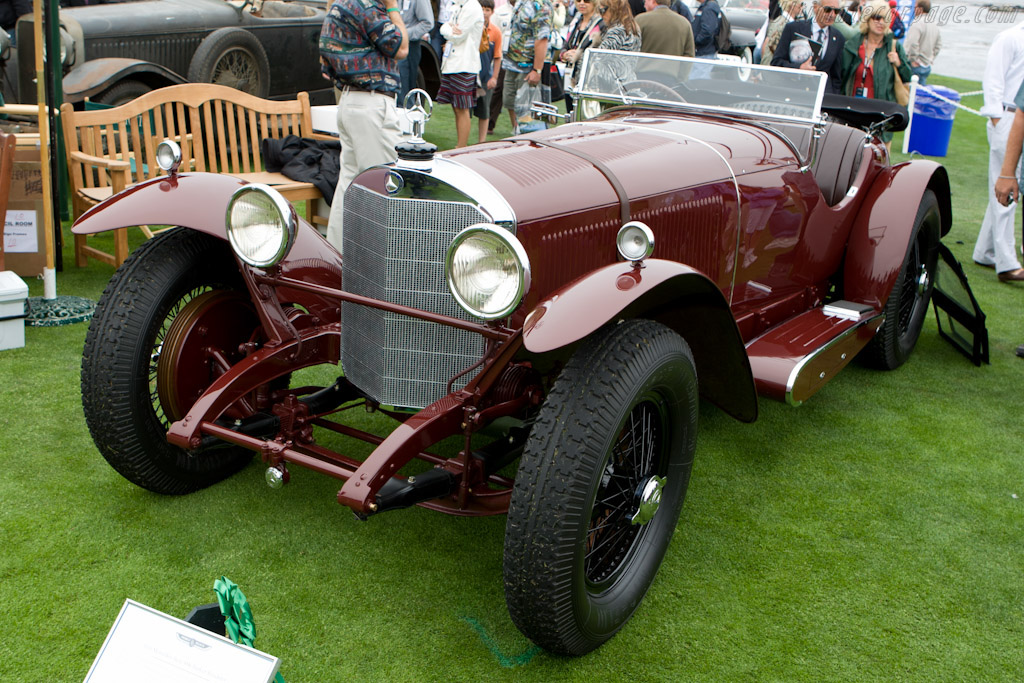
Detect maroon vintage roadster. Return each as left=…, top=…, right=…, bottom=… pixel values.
left=76, top=51, right=951, bottom=655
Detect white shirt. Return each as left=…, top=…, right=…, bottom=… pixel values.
left=982, top=23, right=1024, bottom=119
left=810, top=17, right=829, bottom=60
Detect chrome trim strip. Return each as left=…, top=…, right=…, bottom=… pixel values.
left=784, top=313, right=884, bottom=407
left=391, top=156, right=517, bottom=231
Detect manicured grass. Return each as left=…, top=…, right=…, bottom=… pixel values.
left=1, top=75, right=1022, bottom=681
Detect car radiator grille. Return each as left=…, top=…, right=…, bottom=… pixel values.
left=341, top=184, right=489, bottom=409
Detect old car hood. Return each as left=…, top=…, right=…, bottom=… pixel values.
left=64, top=0, right=241, bottom=36
left=443, top=111, right=797, bottom=224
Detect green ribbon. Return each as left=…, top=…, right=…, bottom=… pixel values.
left=214, top=576, right=285, bottom=683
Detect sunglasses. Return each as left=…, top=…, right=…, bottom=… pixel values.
left=869, top=13, right=888, bottom=20
left=819, top=6, right=840, bottom=13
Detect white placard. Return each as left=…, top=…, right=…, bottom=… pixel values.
left=84, top=599, right=280, bottom=683
left=3, top=210, right=37, bottom=254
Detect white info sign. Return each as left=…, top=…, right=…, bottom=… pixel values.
left=3, top=209, right=37, bottom=254
left=83, top=600, right=280, bottom=683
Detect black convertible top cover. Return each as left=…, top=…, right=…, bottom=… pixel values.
left=821, top=93, right=909, bottom=133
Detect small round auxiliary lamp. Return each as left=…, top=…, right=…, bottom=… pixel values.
left=616, top=221, right=655, bottom=266
left=156, top=139, right=182, bottom=175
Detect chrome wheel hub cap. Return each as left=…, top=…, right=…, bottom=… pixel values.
left=630, top=475, right=667, bottom=526
left=916, top=263, right=930, bottom=296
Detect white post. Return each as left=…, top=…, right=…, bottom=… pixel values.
left=43, top=267, right=56, bottom=299
left=902, top=74, right=920, bottom=155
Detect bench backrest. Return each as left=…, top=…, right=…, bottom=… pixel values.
left=61, top=83, right=313, bottom=194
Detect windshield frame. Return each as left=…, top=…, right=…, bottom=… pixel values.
left=572, top=49, right=828, bottom=127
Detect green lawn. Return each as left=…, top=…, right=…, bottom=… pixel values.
left=2, top=75, right=1023, bottom=681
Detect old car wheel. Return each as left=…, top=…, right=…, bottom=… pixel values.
left=81, top=229, right=262, bottom=495
left=862, top=189, right=940, bottom=370
left=735, top=46, right=753, bottom=82
left=187, top=28, right=270, bottom=97
left=504, top=319, right=698, bottom=655
left=93, top=79, right=152, bottom=107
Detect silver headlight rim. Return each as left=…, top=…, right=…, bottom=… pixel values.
left=225, top=183, right=297, bottom=269
left=445, top=223, right=531, bottom=321
left=616, top=221, right=656, bottom=263
left=155, top=139, right=182, bottom=173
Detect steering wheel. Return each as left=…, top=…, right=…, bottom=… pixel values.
left=622, top=80, right=687, bottom=103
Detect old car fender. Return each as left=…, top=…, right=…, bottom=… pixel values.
left=73, top=172, right=249, bottom=238
left=63, top=58, right=186, bottom=103
left=71, top=172, right=336, bottom=271
left=523, top=259, right=758, bottom=423
left=843, top=160, right=951, bottom=310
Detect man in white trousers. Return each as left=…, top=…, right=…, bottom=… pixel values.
left=975, top=23, right=1024, bottom=282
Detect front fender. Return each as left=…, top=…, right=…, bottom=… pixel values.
left=63, top=58, right=186, bottom=103
left=72, top=172, right=340, bottom=271
left=844, top=160, right=950, bottom=310
left=524, top=259, right=757, bottom=422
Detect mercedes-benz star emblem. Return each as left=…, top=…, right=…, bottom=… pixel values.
left=385, top=171, right=404, bottom=195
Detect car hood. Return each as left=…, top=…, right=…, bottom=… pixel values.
left=442, top=110, right=799, bottom=225
left=62, top=0, right=240, bottom=36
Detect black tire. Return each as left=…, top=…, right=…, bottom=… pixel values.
left=187, top=27, right=270, bottom=97
left=81, top=229, right=260, bottom=495
left=862, top=189, right=941, bottom=370
left=504, top=319, right=699, bottom=656
left=93, top=79, right=152, bottom=107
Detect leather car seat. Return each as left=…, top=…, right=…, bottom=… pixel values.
left=810, top=122, right=865, bottom=207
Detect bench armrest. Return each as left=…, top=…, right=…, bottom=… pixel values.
left=69, top=150, right=131, bottom=171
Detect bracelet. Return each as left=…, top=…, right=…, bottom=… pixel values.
left=386, top=7, right=400, bottom=12
left=999, top=175, right=1018, bottom=179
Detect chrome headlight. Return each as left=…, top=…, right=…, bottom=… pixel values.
left=616, top=221, right=655, bottom=263
left=155, top=140, right=181, bottom=173
left=446, top=224, right=530, bottom=321
left=225, top=184, right=296, bottom=268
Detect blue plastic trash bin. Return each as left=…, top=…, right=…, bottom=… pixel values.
left=906, top=85, right=960, bottom=157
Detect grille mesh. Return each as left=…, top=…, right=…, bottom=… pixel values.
left=341, top=184, right=489, bottom=408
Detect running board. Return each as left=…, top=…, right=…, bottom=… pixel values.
left=746, top=305, right=883, bottom=406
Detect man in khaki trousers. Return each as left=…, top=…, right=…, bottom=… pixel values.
left=320, top=0, right=409, bottom=253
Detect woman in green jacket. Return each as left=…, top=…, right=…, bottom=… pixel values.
left=840, top=0, right=912, bottom=147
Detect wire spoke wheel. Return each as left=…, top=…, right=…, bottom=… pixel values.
left=210, top=49, right=263, bottom=93
left=504, top=320, right=698, bottom=655
left=585, top=397, right=666, bottom=588
left=862, top=189, right=941, bottom=370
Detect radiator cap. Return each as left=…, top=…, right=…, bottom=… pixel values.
left=396, top=139, right=437, bottom=162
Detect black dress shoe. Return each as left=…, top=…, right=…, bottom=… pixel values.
left=998, top=268, right=1024, bottom=282
left=1017, top=344, right=1024, bottom=359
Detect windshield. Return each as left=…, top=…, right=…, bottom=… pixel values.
left=575, top=50, right=827, bottom=125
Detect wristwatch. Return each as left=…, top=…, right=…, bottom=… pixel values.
left=531, top=67, right=541, bottom=73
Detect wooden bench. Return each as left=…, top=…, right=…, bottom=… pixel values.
left=61, top=83, right=326, bottom=267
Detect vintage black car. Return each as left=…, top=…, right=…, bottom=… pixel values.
left=6, top=0, right=442, bottom=106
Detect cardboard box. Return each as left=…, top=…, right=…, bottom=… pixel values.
left=0, top=270, right=28, bottom=351
left=2, top=145, right=47, bottom=278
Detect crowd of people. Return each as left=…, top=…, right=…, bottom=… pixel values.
left=316, top=0, right=955, bottom=261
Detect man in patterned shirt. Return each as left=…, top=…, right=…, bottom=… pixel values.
left=319, top=0, right=409, bottom=252
left=501, top=0, right=553, bottom=133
